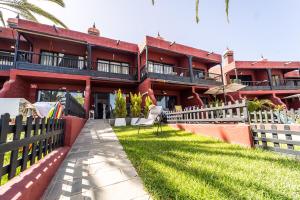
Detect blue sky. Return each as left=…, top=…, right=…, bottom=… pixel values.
left=4, top=0, right=300, bottom=61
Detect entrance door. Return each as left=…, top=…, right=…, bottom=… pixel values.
left=94, top=93, right=110, bottom=119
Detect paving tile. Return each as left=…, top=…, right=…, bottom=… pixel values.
left=42, top=120, right=150, bottom=200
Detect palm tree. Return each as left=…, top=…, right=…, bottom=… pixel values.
left=151, top=0, right=230, bottom=23
left=0, top=0, right=67, bottom=28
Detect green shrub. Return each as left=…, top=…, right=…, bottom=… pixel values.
left=208, top=98, right=223, bottom=107
left=114, top=89, right=127, bottom=118
left=130, top=92, right=142, bottom=118
left=144, top=96, right=153, bottom=117
left=248, top=98, right=275, bottom=112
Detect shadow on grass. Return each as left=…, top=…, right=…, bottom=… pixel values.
left=114, top=125, right=300, bottom=200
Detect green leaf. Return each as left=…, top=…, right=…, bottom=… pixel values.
left=44, top=0, right=65, bottom=7
left=0, top=1, right=38, bottom=22
left=22, top=1, right=68, bottom=28
left=195, top=0, right=199, bottom=23
left=225, top=0, right=229, bottom=22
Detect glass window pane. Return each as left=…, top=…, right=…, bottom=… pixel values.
left=97, top=60, right=109, bottom=72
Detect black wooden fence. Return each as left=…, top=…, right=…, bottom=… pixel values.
left=64, top=93, right=86, bottom=118
left=0, top=113, right=65, bottom=184
left=165, top=100, right=248, bottom=123
left=251, top=124, right=300, bottom=157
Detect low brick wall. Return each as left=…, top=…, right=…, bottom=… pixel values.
left=0, top=116, right=86, bottom=200
left=169, top=123, right=253, bottom=147
left=63, top=116, right=87, bottom=147
left=0, top=147, right=70, bottom=200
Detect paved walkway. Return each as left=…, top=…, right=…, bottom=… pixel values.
left=42, top=120, right=151, bottom=200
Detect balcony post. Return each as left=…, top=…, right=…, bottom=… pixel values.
left=145, top=45, right=148, bottom=70
left=13, top=32, right=20, bottom=68
left=87, top=44, right=92, bottom=70
left=220, top=64, right=227, bottom=104
left=234, top=68, right=238, bottom=82
left=188, top=55, right=194, bottom=82
left=137, top=52, right=140, bottom=81
left=266, top=68, right=273, bottom=89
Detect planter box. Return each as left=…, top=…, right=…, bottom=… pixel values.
left=131, top=118, right=139, bottom=126
left=114, top=118, right=126, bottom=127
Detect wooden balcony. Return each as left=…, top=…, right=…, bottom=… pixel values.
left=141, top=64, right=222, bottom=86
left=15, top=50, right=138, bottom=81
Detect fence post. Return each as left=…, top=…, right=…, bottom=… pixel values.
left=284, top=125, right=294, bottom=150
left=30, top=117, right=40, bottom=165
left=260, top=124, right=267, bottom=148
left=271, top=125, right=280, bottom=148
left=21, top=116, right=33, bottom=172
left=8, top=115, right=23, bottom=180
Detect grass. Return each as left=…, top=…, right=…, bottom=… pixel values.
left=114, top=125, right=300, bottom=200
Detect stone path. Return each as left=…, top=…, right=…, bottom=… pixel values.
left=42, top=120, right=151, bottom=200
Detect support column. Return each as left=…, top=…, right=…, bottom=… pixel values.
left=137, top=52, right=140, bottom=81
left=234, top=68, right=238, bottom=82
left=188, top=55, right=194, bottom=82
left=13, top=32, right=20, bottom=68
left=220, top=64, right=227, bottom=103
left=87, top=44, right=92, bottom=70
left=84, top=78, right=91, bottom=118
left=266, top=68, right=273, bottom=89
left=145, top=46, right=148, bottom=70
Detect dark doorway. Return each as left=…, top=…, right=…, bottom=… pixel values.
left=94, top=93, right=111, bottom=119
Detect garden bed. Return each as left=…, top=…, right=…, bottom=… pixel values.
left=114, top=125, right=300, bottom=200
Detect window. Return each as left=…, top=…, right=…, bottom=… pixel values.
left=156, top=95, right=177, bottom=110
left=40, top=51, right=58, bottom=66
left=0, top=51, right=14, bottom=66
left=97, top=59, right=130, bottom=74
left=37, top=90, right=84, bottom=105
left=97, top=60, right=109, bottom=72
left=40, top=51, right=85, bottom=69
left=194, top=69, right=205, bottom=79
left=148, top=61, right=174, bottom=75
left=272, top=75, right=280, bottom=86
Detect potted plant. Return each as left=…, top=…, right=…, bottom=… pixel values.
left=130, top=92, right=142, bottom=125
left=144, top=96, right=153, bottom=117
left=114, top=89, right=127, bottom=126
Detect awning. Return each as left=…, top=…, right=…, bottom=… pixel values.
left=282, top=94, right=300, bottom=99
left=204, top=83, right=246, bottom=95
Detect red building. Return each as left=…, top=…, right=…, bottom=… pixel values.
left=211, top=50, right=300, bottom=109
left=0, top=18, right=224, bottom=118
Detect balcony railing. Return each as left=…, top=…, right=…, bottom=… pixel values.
left=273, top=79, right=300, bottom=90
left=15, top=50, right=137, bottom=80
left=233, top=79, right=300, bottom=91
left=141, top=64, right=222, bottom=86
left=0, top=52, right=14, bottom=70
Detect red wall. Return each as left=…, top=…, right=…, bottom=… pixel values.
left=0, top=74, right=30, bottom=100
left=170, top=123, right=253, bottom=147
left=63, top=116, right=87, bottom=147
left=0, top=147, right=70, bottom=200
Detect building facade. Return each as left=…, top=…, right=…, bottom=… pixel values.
left=210, top=50, right=300, bottom=109
left=0, top=18, right=299, bottom=119
left=0, top=18, right=225, bottom=118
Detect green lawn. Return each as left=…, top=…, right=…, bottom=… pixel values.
left=114, top=125, right=300, bottom=200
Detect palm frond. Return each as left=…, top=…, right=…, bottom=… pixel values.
left=44, top=0, right=65, bottom=7
left=0, top=10, right=5, bottom=26
left=225, top=0, right=229, bottom=22
left=23, top=1, right=67, bottom=28
left=195, top=0, right=199, bottom=23
left=0, top=2, right=38, bottom=22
